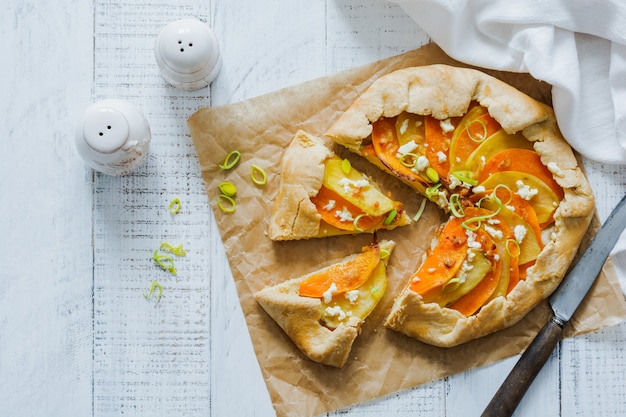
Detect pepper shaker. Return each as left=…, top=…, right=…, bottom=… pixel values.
left=154, top=18, right=222, bottom=90
left=75, top=99, right=151, bottom=176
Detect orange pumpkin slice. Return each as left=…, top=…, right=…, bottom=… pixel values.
left=449, top=107, right=502, bottom=171
left=479, top=148, right=564, bottom=200
left=424, top=115, right=452, bottom=180
left=409, top=216, right=469, bottom=301
left=371, top=117, right=431, bottom=185
left=299, top=242, right=381, bottom=298
left=310, top=186, right=383, bottom=231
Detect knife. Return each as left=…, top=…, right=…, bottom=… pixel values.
left=481, top=194, right=626, bottom=417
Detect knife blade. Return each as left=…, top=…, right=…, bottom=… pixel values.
left=481, top=194, right=626, bottom=417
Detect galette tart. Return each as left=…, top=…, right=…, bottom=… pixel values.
left=255, top=239, right=395, bottom=367
left=269, top=130, right=410, bottom=241
left=325, top=64, right=595, bottom=347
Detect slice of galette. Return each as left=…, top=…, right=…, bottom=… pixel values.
left=269, top=130, right=409, bottom=241
left=254, top=239, right=395, bottom=367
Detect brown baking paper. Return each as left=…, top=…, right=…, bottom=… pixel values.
left=188, top=43, right=626, bottom=417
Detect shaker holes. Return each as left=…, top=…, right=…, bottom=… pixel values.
left=177, top=39, right=193, bottom=52
left=99, top=126, right=112, bottom=136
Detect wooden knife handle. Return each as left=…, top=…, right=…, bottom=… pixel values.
left=481, top=316, right=564, bottom=417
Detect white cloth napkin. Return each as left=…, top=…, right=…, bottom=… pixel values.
left=390, top=0, right=626, bottom=165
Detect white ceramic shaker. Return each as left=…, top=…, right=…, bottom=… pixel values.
left=154, top=18, right=222, bottom=90
left=75, top=99, right=151, bottom=176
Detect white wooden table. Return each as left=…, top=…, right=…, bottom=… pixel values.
left=2, top=1, right=626, bottom=416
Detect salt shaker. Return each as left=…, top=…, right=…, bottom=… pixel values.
left=75, top=99, right=151, bottom=176
left=154, top=18, right=222, bottom=90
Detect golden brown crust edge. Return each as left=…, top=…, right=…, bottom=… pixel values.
left=255, top=278, right=359, bottom=368
left=268, top=130, right=331, bottom=241
left=324, top=64, right=595, bottom=347
left=384, top=202, right=593, bottom=347
left=325, top=64, right=551, bottom=153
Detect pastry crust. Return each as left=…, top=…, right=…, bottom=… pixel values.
left=255, top=240, right=396, bottom=367
left=326, top=65, right=550, bottom=153
left=326, top=64, right=595, bottom=347
left=255, top=278, right=359, bottom=368
left=269, top=130, right=410, bottom=241
left=269, top=130, right=331, bottom=240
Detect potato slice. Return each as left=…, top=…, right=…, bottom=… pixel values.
left=395, top=112, right=426, bottom=146
left=479, top=199, right=543, bottom=265
left=323, top=156, right=395, bottom=217
left=464, top=130, right=533, bottom=175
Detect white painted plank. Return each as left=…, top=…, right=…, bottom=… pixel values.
left=208, top=233, right=275, bottom=417
left=329, top=382, right=445, bottom=417
left=326, top=0, right=431, bottom=71
left=561, top=323, right=626, bottom=417
left=91, top=1, right=215, bottom=416
left=211, top=0, right=327, bottom=105
left=560, top=158, right=626, bottom=417
left=0, top=1, right=94, bottom=416
left=446, top=350, right=561, bottom=417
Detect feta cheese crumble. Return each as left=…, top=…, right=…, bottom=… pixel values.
left=322, top=283, right=338, bottom=304
left=514, top=225, right=527, bottom=243
left=323, top=199, right=336, bottom=211
left=345, top=290, right=360, bottom=304
left=440, top=118, right=455, bottom=133
left=399, top=118, right=409, bottom=135
left=397, top=140, right=418, bottom=156
left=437, top=151, right=447, bottom=163
left=334, top=206, right=354, bottom=222
left=515, top=180, right=538, bottom=200
left=466, top=230, right=483, bottom=250
left=415, top=155, right=430, bottom=171
left=324, top=305, right=346, bottom=321
left=484, top=225, right=504, bottom=240
left=472, top=185, right=486, bottom=194
left=338, top=177, right=370, bottom=194
left=448, top=174, right=462, bottom=190
left=448, top=174, right=473, bottom=190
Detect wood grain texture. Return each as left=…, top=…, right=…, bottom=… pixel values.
left=561, top=158, right=626, bottom=417
left=2, top=0, right=626, bottom=417
left=0, top=0, right=94, bottom=416
left=481, top=319, right=564, bottom=417
left=91, top=1, right=215, bottom=416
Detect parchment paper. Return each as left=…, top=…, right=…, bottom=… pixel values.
left=188, top=43, right=626, bottom=417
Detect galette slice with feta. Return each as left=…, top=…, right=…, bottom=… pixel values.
left=254, top=239, right=394, bottom=368
left=269, top=130, right=409, bottom=241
